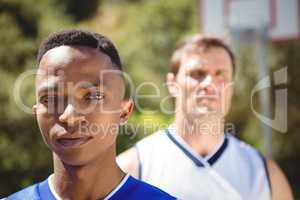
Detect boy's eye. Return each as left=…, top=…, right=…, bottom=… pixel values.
left=39, top=95, right=59, bottom=104
left=84, top=92, right=104, bottom=101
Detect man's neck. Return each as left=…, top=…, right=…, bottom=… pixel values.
left=52, top=146, right=125, bottom=200
left=175, top=112, right=225, bottom=157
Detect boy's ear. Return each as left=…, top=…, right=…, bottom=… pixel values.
left=120, top=99, right=134, bottom=125
left=166, top=72, right=178, bottom=97
left=32, top=104, right=37, bottom=118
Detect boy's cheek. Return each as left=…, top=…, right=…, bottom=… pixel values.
left=36, top=117, right=56, bottom=141
left=36, top=105, right=53, bottom=118
left=38, top=126, right=52, bottom=147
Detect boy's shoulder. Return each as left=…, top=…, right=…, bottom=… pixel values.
left=4, top=183, right=40, bottom=200
left=112, top=175, right=176, bottom=200
left=4, top=176, right=175, bottom=200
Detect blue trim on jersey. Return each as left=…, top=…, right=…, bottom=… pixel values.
left=165, top=129, right=228, bottom=167
left=207, top=136, right=228, bottom=165
left=134, top=145, right=143, bottom=180
left=165, top=129, right=204, bottom=167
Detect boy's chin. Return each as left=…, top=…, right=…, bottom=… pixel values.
left=54, top=149, right=96, bottom=167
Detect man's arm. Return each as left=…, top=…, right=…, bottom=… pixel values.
left=117, top=147, right=139, bottom=178
left=267, top=159, right=294, bottom=200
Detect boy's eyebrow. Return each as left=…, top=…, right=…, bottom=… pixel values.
left=75, top=80, right=109, bottom=91
left=37, top=80, right=107, bottom=94
left=37, top=84, right=59, bottom=95
left=37, top=76, right=61, bottom=94
left=77, top=80, right=103, bottom=88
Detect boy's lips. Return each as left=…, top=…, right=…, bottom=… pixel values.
left=55, top=134, right=92, bottom=148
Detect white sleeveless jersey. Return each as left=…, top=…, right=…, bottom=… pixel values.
left=135, top=126, right=271, bottom=200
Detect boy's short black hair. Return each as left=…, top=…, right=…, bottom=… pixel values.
left=37, top=29, right=122, bottom=70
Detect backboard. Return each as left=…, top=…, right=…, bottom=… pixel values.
left=199, top=0, right=300, bottom=42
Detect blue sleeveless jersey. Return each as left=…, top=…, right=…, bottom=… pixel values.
left=5, top=174, right=176, bottom=200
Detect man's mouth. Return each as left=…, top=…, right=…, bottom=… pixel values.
left=55, top=136, right=92, bottom=148
left=195, top=96, right=218, bottom=104
left=196, top=91, right=218, bottom=99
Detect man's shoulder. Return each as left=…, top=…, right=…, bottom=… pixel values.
left=227, top=134, right=259, bottom=153
left=118, top=176, right=176, bottom=200
left=227, top=134, right=266, bottom=165
left=136, top=129, right=167, bottom=146
left=5, top=183, right=40, bottom=200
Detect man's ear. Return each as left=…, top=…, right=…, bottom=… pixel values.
left=120, top=99, right=134, bottom=125
left=32, top=104, right=37, bottom=118
left=166, top=72, right=178, bottom=97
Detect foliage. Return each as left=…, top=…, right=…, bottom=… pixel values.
left=53, top=0, right=101, bottom=21
left=0, top=0, right=71, bottom=196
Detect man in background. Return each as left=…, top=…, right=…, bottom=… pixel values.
left=118, top=34, right=293, bottom=200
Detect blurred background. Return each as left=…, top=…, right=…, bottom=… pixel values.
left=0, top=0, right=299, bottom=198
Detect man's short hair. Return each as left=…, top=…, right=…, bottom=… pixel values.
left=170, top=34, right=235, bottom=75
left=37, top=29, right=122, bottom=70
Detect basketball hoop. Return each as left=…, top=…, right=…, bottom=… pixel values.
left=199, top=0, right=300, bottom=42
left=198, top=0, right=298, bottom=157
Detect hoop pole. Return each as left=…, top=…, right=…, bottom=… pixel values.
left=255, top=24, right=273, bottom=158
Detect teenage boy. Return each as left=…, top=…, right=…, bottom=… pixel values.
left=5, top=29, right=176, bottom=200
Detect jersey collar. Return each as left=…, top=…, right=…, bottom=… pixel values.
left=165, top=126, right=228, bottom=167
left=39, top=174, right=131, bottom=200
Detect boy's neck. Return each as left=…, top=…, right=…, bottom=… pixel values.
left=52, top=145, right=125, bottom=200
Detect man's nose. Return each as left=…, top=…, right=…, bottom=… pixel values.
left=58, top=103, right=85, bottom=126
left=199, top=75, right=217, bottom=94
left=201, top=75, right=213, bottom=86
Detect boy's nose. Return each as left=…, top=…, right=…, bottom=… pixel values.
left=58, top=103, right=85, bottom=127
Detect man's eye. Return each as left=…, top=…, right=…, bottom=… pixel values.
left=84, top=92, right=104, bottom=101
left=215, top=70, right=224, bottom=76
left=190, top=71, right=205, bottom=80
